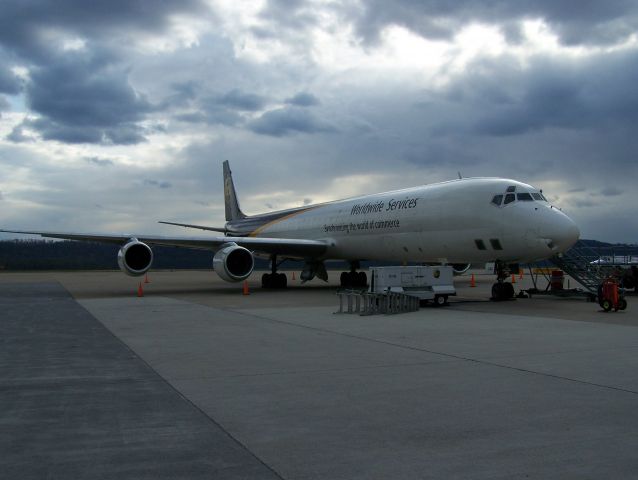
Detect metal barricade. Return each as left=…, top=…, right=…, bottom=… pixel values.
left=336, top=290, right=419, bottom=315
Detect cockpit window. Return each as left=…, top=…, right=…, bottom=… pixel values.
left=517, top=193, right=533, bottom=201
left=491, top=194, right=503, bottom=206
left=504, top=193, right=516, bottom=204
left=532, top=192, right=547, bottom=201
left=506, top=186, right=516, bottom=192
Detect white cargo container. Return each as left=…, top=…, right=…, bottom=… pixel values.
left=368, top=266, right=456, bottom=305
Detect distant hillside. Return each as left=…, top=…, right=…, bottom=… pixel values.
left=0, top=239, right=636, bottom=271
left=0, top=240, right=234, bottom=271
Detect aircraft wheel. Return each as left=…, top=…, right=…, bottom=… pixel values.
left=602, top=299, right=612, bottom=312
left=357, top=271, right=367, bottom=288
left=504, top=282, right=515, bottom=299
left=491, top=283, right=502, bottom=300
left=262, top=273, right=271, bottom=288
left=619, top=298, right=628, bottom=311
left=340, top=272, right=348, bottom=288
left=597, top=285, right=604, bottom=307
left=278, top=273, right=288, bottom=289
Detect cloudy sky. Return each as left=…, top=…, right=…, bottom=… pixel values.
left=0, top=0, right=637, bottom=243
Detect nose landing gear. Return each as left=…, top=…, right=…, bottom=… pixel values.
left=491, top=261, right=516, bottom=301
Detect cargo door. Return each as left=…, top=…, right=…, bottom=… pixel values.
left=401, top=271, right=414, bottom=287
left=412, top=267, right=427, bottom=288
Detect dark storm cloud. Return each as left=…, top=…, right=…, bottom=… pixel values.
left=6, top=125, right=31, bottom=143
left=285, top=92, right=320, bottom=107
left=248, top=107, right=337, bottom=136
left=14, top=48, right=153, bottom=145
left=0, top=66, right=21, bottom=94
left=28, top=50, right=150, bottom=126
left=346, top=0, right=638, bottom=46
left=218, top=89, right=267, bottom=111
left=436, top=50, right=638, bottom=138
left=0, top=0, right=208, bottom=60
left=190, top=102, right=242, bottom=127
left=176, top=89, right=268, bottom=127
left=160, top=81, right=200, bottom=109
left=0, top=1, right=210, bottom=145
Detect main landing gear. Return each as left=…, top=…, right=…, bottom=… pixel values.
left=491, top=261, right=515, bottom=301
left=262, top=255, right=287, bottom=289
left=339, top=261, right=368, bottom=289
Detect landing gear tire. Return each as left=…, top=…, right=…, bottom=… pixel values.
left=340, top=271, right=367, bottom=289
left=262, top=272, right=287, bottom=289
left=491, top=282, right=515, bottom=301
left=434, top=295, right=447, bottom=306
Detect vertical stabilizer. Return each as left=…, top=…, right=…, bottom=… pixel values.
left=223, top=160, right=246, bottom=221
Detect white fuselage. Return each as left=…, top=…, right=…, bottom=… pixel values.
left=250, top=178, right=580, bottom=264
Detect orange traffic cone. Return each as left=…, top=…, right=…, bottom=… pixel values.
left=470, top=274, right=476, bottom=288
left=242, top=280, right=250, bottom=295
left=144, top=273, right=150, bottom=284
left=511, top=273, right=516, bottom=284
left=137, top=282, right=144, bottom=297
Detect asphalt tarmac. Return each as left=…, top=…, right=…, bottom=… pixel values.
left=2, top=270, right=638, bottom=479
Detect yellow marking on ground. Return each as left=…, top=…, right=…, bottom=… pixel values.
left=532, top=267, right=558, bottom=274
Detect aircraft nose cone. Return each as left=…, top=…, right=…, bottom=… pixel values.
left=545, top=209, right=579, bottom=253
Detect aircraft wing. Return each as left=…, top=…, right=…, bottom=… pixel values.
left=0, top=229, right=328, bottom=257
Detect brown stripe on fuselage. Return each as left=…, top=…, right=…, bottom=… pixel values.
left=248, top=205, right=320, bottom=237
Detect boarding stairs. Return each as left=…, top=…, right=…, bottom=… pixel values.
left=549, top=242, right=609, bottom=294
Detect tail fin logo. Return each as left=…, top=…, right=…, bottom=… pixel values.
left=224, top=177, right=232, bottom=205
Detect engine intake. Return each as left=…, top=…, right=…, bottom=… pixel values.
left=117, top=240, right=153, bottom=276
left=213, top=244, right=254, bottom=282
left=451, top=263, right=471, bottom=275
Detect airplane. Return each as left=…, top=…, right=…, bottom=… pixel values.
left=0, top=161, right=579, bottom=300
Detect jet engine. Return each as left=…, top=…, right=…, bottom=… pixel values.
left=213, top=243, right=254, bottom=282
left=117, top=240, right=153, bottom=276
left=451, top=263, right=471, bottom=275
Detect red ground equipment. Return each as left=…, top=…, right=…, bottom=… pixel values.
left=598, top=278, right=627, bottom=312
